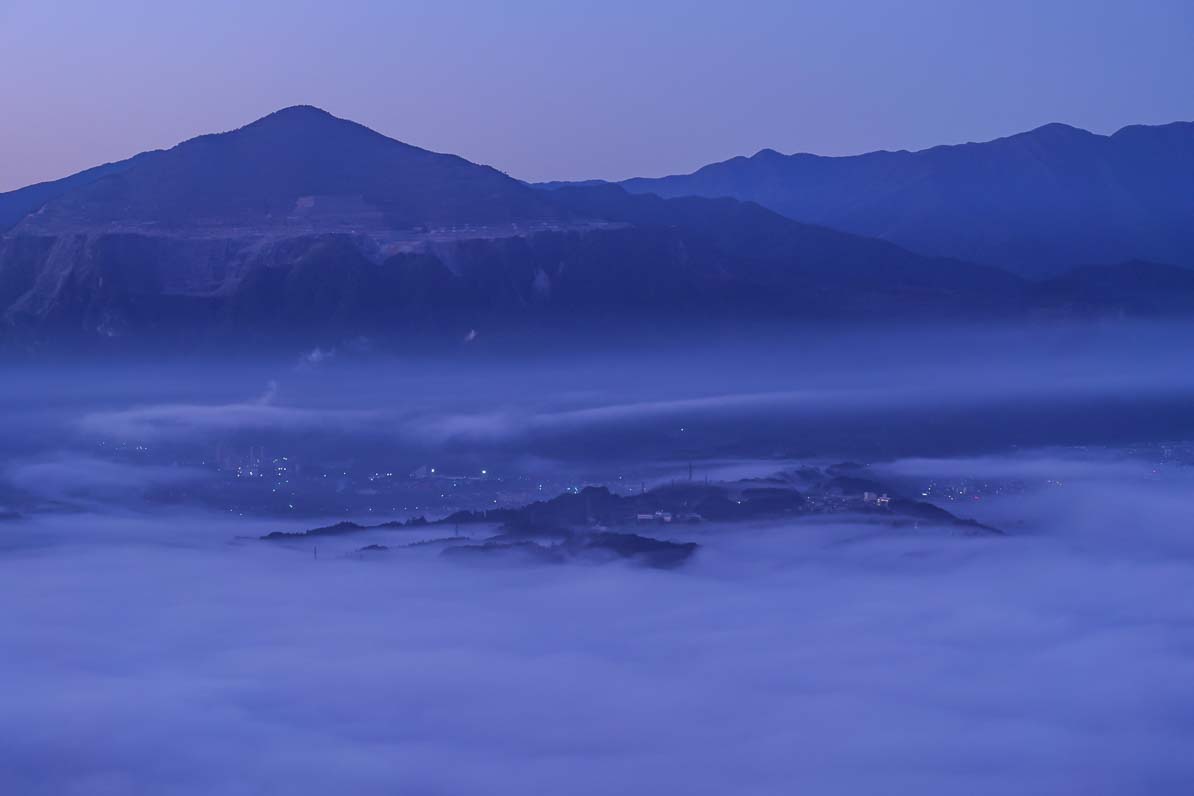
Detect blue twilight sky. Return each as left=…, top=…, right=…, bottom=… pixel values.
left=1, top=0, right=1192, bottom=191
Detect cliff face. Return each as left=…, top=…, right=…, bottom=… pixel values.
left=0, top=225, right=772, bottom=340
left=0, top=219, right=1024, bottom=345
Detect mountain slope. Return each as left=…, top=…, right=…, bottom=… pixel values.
left=616, top=121, right=1194, bottom=276
left=543, top=184, right=1021, bottom=294
left=8, top=105, right=564, bottom=233
left=1035, top=260, right=1194, bottom=315
left=0, top=185, right=1030, bottom=345
left=0, top=152, right=158, bottom=233
left=2, top=107, right=1192, bottom=348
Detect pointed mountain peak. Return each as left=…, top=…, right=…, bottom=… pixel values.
left=250, top=105, right=355, bottom=128
left=237, top=105, right=372, bottom=136
left=13, top=107, right=565, bottom=232
left=265, top=104, right=336, bottom=119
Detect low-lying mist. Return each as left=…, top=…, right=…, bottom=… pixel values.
left=7, top=321, right=1194, bottom=495
left=3, top=449, right=1192, bottom=794
left=3, top=320, right=1194, bottom=793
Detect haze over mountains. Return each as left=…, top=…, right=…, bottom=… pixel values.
left=610, top=121, right=1194, bottom=277
left=2, top=107, right=1193, bottom=347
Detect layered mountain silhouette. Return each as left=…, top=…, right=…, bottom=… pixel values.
left=605, top=122, right=1194, bottom=277
left=1, top=107, right=1192, bottom=347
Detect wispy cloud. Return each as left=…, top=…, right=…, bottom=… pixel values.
left=3, top=453, right=210, bottom=507
left=78, top=382, right=379, bottom=440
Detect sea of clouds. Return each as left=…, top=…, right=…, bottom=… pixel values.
left=3, top=447, right=1193, bottom=795
left=5, top=328, right=1194, bottom=793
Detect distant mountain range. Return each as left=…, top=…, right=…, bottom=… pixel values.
left=2, top=107, right=1193, bottom=348
left=578, top=121, right=1194, bottom=277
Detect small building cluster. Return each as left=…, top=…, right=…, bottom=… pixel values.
left=863, top=491, right=891, bottom=507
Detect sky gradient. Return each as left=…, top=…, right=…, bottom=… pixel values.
left=1, top=0, right=1192, bottom=192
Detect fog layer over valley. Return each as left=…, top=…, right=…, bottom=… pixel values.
left=3, top=324, right=1194, bottom=794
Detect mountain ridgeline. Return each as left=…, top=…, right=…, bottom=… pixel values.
left=613, top=122, right=1194, bottom=277
left=1, top=107, right=1193, bottom=348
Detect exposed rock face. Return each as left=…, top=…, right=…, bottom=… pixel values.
left=0, top=205, right=1028, bottom=345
